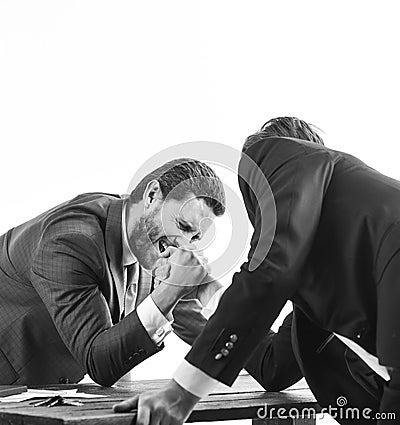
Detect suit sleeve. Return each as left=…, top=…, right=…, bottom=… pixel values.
left=31, top=224, right=161, bottom=386
left=245, top=312, right=302, bottom=391
left=184, top=139, right=334, bottom=386
left=171, top=298, right=207, bottom=346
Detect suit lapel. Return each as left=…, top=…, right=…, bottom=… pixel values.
left=104, top=198, right=125, bottom=323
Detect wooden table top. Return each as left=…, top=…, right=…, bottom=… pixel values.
left=0, top=375, right=319, bottom=424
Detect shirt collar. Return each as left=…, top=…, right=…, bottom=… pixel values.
left=121, top=197, right=138, bottom=266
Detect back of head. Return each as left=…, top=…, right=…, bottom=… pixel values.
left=130, top=158, right=225, bottom=216
left=243, top=116, right=324, bottom=152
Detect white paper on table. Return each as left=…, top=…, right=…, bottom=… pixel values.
left=0, top=388, right=107, bottom=403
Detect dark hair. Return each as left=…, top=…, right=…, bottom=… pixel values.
left=243, top=116, right=324, bottom=152
left=130, top=158, right=225, bottom=216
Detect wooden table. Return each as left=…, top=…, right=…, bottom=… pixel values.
left=0, top=375, right=320, bottom=425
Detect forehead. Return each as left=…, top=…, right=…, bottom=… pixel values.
left=161, top=196, right=215, bottom=222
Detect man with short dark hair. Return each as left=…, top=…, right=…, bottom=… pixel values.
left=116, top=117, right=400, bottom=424
left=242, top=116, right=324, bottom=152
left=0, top=158, right=225, bottom=386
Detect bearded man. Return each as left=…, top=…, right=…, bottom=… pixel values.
left=0, top=158, right=225, bottom=386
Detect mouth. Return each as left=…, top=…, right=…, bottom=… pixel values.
left=157, top=237, right=175, bottom=254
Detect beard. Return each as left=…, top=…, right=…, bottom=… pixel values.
left=130, top=209, right=162, bottom=270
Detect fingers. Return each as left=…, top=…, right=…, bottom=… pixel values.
left=154, top=258, right=169, bottom=268
left=149, top=409, right=162, bottom=425
left=153, top=264, right=171, bottom=280
left=153, top=258, right=171, bottom=283
left=168, top=248, right=208, bottom=268
left=137, top=397, right=151, bottom=425
left=157, top=246, right=210, bottom=289
left=113, top=394, right=139, bottom=412
left=113, top=384, right=195, bottom=425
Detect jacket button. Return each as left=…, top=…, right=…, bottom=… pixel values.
left=138, top=348, right=146, bottom=355
left=230, top=334, right=238, bottom=343
left=221, top=348, right=230, bottom=357
left=356, top=327, right=366, bottom=339
left=130, top=352, right=140, bottom=360
left=225, top=342, right=234, bottom=350
left=156, top=328, right=165, bottom=338
left=59, top=377, right=70, bottom=384
left=214, top=353, right=223, bottom=360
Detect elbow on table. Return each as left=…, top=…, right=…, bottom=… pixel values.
left=85, top=354, right=119, bottom=387
left=86, top=368, right=117, bottom=387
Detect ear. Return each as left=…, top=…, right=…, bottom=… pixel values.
left=143, top=180, right=163, bottom=209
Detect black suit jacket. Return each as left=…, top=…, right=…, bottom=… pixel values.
left=186, top=137, right=400, bottom=417
left=0, top=193, right=204, bottom=386
left=248, top=310, right=387, bottom=424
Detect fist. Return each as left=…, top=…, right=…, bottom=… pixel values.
left=160, top=245, right=209, bottom=288
left=153, top=258, right=171, bottom=288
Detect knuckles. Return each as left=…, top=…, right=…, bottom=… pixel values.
left=172, top=250, right=203, bottom=266
left=135, top=391, right=188, bottom=425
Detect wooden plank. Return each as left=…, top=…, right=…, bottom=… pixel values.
left=0, top=376, right=319, bottom=425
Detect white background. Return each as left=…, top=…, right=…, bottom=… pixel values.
left=1, top=2, right=399, bottom=424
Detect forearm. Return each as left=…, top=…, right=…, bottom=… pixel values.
left=172, top=299, right=207, bottom=345
left=86, top=311, right=162, bottom=386
left=151, top=283, right=186, bottom=318
left=172, top=279, right=225, bottom=346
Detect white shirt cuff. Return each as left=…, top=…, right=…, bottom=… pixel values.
left=173, top=359, right=228, bottom=398
left=136, top=295, right=173, bottom=346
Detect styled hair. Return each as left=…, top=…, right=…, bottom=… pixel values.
left=243, top=116, right=324, bottom=152
left=130, top=158, right=225, bottom=216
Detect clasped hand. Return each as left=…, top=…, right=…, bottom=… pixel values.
left=153, top=244, right=211, bottom=300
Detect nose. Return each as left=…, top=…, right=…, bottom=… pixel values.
left=190, top=229, right=202, bottom=243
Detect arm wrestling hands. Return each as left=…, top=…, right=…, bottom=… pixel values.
left=152, top=244, right=222, bottom=309
left=113, top=245, right=220, bottom=424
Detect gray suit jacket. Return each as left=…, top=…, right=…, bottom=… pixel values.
left=0, top=193, right=204, bottom=386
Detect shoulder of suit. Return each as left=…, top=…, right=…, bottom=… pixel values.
left=40, top=193, right=117, bottom=241
left=242, top=136, right=335, bottom=168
